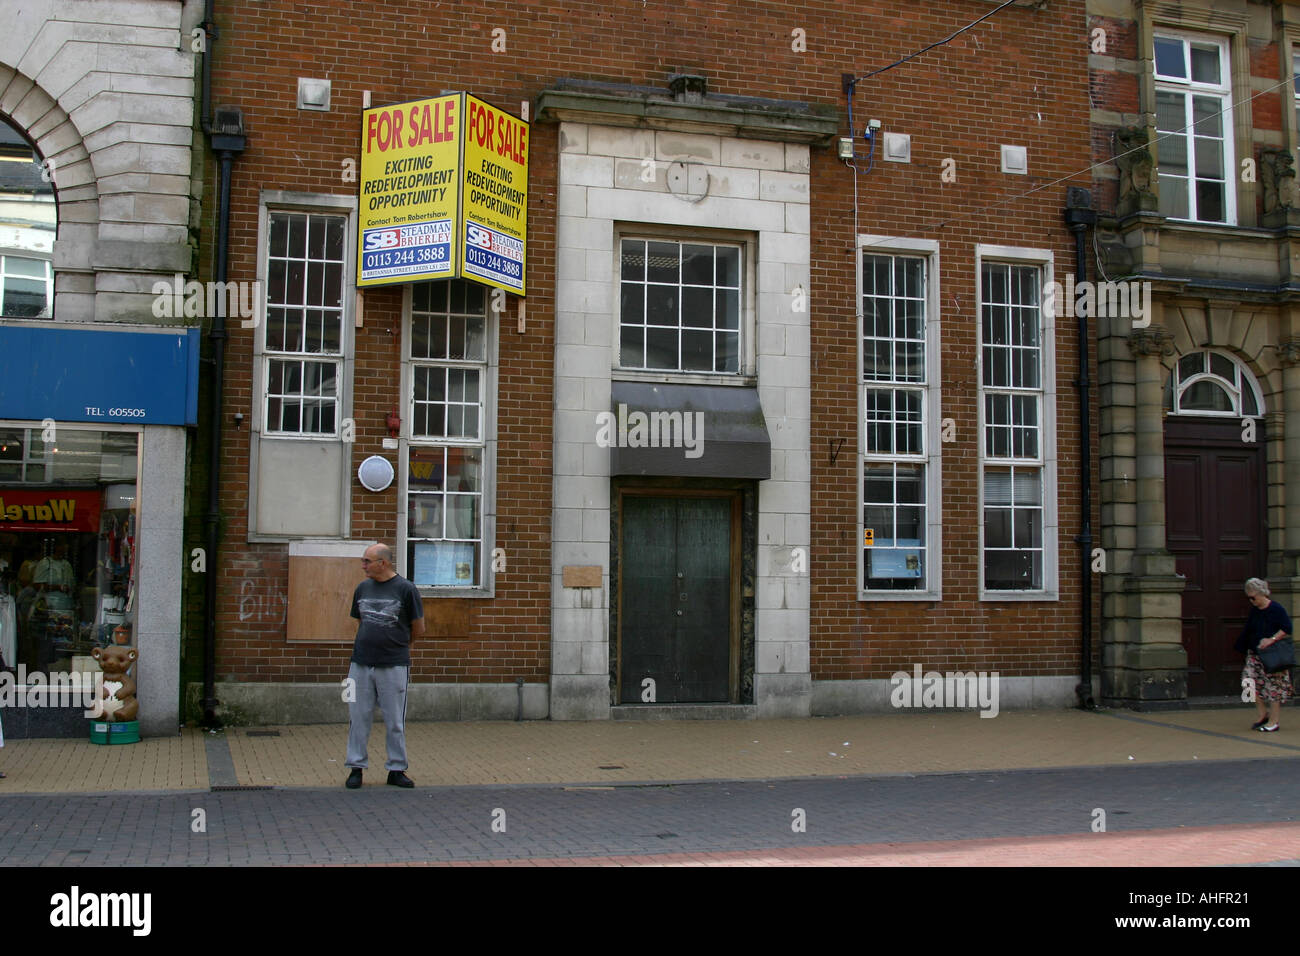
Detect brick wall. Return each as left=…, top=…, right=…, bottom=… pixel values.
left=202, top=0, right=1096, bottom=687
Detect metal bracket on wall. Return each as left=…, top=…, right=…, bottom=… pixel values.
left=829, top=437, right=845, bottom=465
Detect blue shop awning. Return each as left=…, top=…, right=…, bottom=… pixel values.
left=0, top=323, right=200, bottom=426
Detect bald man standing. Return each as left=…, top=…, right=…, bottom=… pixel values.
left=344, top=542, right=424, bottom=789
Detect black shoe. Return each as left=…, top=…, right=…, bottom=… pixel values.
left=1252, top=717, right=1269, bottom=730
left=1257, top=723, right=1280, bottom=733
left=345, top=768, right=363, bottom=789
left=387, top=771, right=414, bottom=788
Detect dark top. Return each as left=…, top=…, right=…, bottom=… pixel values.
left=350, top=574, right=424, bottom=666
left=1234, top=600, right=1293, bottom=655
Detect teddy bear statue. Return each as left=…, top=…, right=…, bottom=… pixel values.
left=91, top=645, right=138, bottom=722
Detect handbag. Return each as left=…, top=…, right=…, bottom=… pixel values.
left=1259, top=636, right=1296, bottom=674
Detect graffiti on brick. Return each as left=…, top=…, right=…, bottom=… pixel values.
left=239, top=573, right=287, bottom=624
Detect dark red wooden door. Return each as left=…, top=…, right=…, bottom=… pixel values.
left=1164, top=418, right=1266, bottom=696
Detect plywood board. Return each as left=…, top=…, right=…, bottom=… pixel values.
left=287, top=556, right=361, bottom=643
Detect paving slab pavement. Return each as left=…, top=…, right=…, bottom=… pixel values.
left=434, top=821, right=1300, bottom=868
left=0, top=706, right=1296, bottom=794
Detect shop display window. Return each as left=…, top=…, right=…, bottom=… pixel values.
left=0, top=426, right=139, bottom=676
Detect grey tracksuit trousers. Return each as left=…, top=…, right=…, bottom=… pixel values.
left=345, top=661, right=409, bottom=772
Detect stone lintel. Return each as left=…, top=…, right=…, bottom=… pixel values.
left=536, top=84, right=838, bottom=146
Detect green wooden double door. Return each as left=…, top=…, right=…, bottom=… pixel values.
left=618, top=492, right=739, bottom=704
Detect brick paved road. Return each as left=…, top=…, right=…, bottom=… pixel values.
left=1, top=756, right=1296, bottom=866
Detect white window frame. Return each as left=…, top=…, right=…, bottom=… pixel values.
left=1293, top=47, right=1300, bottom=154
left=1152, top=30, right=1236, bottom=225
left=247, top=191, right=357, bottom=544
left=976, top=244, right=1058, bottom=601
left=0, top=253, right=52, bottom=318
left=257, top=205, right=352, bottom=439
left=612, top=226, right=757, bottom=387
left=857, top=235, right=942, bottom=602
left=398, top=280, right=498, bottom=597
left=1166, top=348, right=1264, bottom=418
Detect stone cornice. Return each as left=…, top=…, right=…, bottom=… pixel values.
left=536, top=79, right=839, bottom=146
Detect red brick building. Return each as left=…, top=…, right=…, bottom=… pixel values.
left=190, top=0, right=1098, bottom=723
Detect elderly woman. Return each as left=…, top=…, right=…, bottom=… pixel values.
left=1236, top=578, right=1293, bottom=732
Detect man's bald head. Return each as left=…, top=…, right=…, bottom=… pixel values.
left=362, top=543, right=397, bottom=581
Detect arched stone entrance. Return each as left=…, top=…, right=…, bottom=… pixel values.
left=1098, top=298, right=1293, bottom=708
left=1163, top=350, right=1267, bottom=696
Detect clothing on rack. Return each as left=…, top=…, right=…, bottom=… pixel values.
left=0, top=593, right=14, bottom=666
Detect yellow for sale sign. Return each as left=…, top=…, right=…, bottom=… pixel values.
left=357, top=93, right=528, bottom=294
left=460, top=94, right=528, bottom=294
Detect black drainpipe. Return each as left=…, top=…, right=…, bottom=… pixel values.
left=1065, top=187, right=1097, bottom=709
left=200, top=2, right=246, bottom=726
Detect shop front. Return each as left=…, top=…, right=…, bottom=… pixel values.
left=0, top=322, right=198, bottom=737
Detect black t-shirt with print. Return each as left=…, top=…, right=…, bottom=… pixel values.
left=350, top=574, right=423, bottom=666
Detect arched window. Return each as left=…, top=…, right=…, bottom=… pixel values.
left=0, top=115, right=56, bottom=318
left=1164, top=350, right=1263, bottom=417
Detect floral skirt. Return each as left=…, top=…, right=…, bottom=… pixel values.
left=1246, top=651, right=1294, bottom=703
